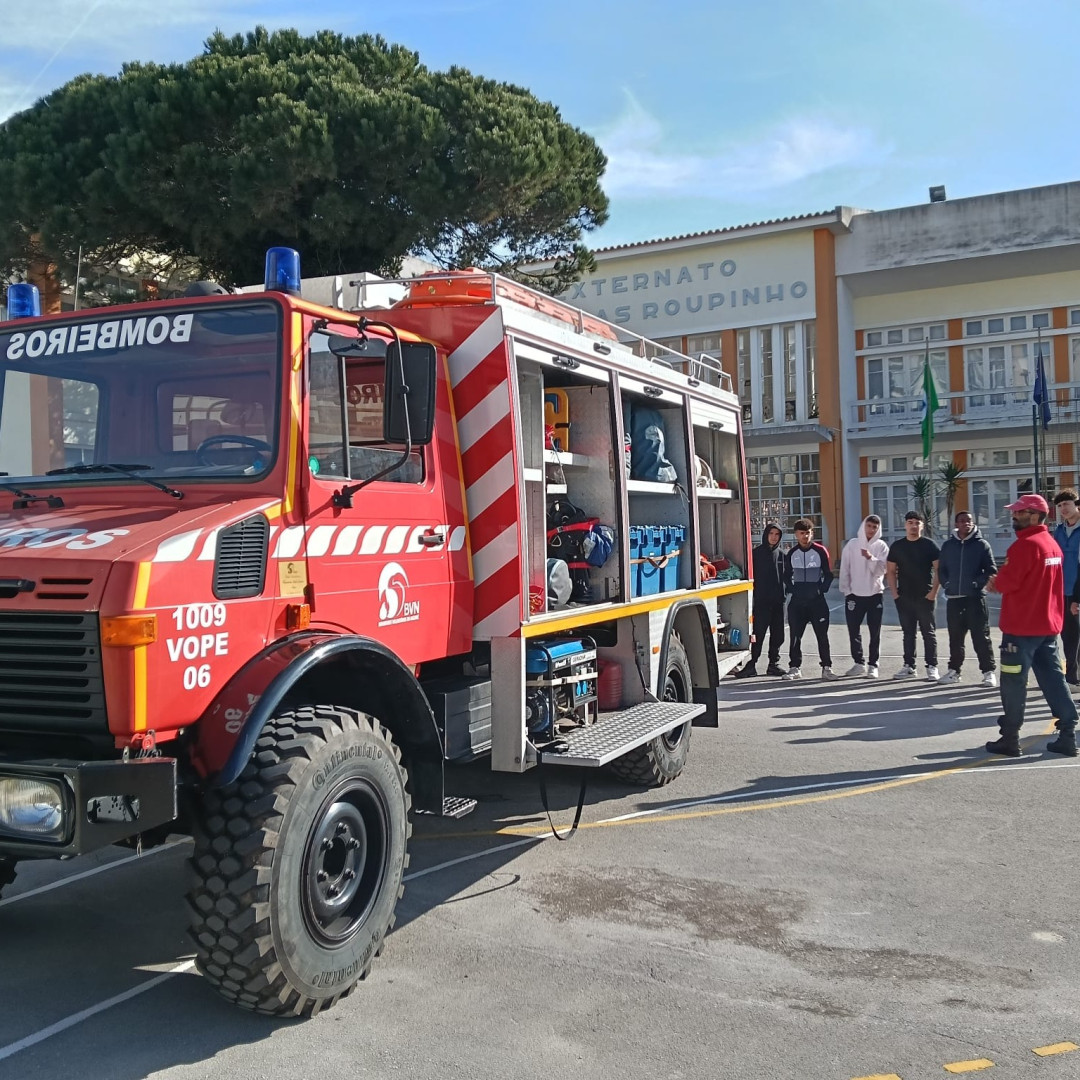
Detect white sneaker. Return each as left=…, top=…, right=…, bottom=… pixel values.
left=867, top=665, right=879, bottom=679
left=926, top=666, right=940, bottom=682
left=845, top=663, right=867, bottom=678
left=893, top=665, right=916, bottom=679
left=939, top=669, right=961, bottom=684
left=982, top=671, right=998, bottom=687
left=821, top=666, right=840, bottom=680
left=783, top=667, right=802, bottom=681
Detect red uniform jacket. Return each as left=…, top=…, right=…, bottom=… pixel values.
left=995, top=523, right=1064, bottom=636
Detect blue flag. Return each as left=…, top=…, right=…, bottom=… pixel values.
left=1033, top=345, right=1051, bottom=430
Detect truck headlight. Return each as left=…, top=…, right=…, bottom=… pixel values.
left=0, top=777, right=67, bottom=841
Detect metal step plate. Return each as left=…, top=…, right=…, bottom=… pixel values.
left=539, top=701, right=705, bottom=768
left=415, top=796, right=478, bottom=819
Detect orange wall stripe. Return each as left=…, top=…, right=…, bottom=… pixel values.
left=813, top=228, right=842, bottom=549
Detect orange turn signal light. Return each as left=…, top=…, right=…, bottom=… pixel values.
left=101, top=614, right=158, bottom=647
left=286, top=603, right=311, bottom=630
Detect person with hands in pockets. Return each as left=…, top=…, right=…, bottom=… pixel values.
left=937, top=511, right=998, bottom=686
left=838, top=514, right=890, bottom=678
left=887, top=510, right=941, bottom=681
left=782, top=518, right=839, bottom=681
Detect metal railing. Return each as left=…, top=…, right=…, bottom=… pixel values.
left=849, top=383, right=1080, bottom=433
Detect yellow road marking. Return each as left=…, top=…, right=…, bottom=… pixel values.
left=944, top=1059, right=994, bottom=1073
left=1032, top=1042, right=1078, bottom=1057
left=852, top=1074, right=901, bottom=1080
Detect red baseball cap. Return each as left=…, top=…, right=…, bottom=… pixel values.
left=1004, top=493, right=1049, bottom=513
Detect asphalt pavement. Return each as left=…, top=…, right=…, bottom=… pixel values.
left=0, top=604, right=1077, bottom=1080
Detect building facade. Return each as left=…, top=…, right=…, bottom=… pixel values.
left=566, top=182, right=1080, bottom=555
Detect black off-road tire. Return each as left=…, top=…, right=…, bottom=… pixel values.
left=0, top=857, right=16, bottom=898
left=187, top=704, right=411, bottom=1016
left=609, top=635, right=694, bottom=786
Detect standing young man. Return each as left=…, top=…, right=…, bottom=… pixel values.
left=782, top=519, right=839, bottom=681
left=736, top=523, right=786, bottom=677
left=985, top=494, right=1078, bottom=757
left=937, top=511, right=998, bottom=685
left=1051, top=489, right=1080, bottom=684
left=887, top=510, right=941, bottom=681
left=838, top=515, right=890, bottom=678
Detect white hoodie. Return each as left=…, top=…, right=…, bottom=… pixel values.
left=839, top=517, right=891, bottom=596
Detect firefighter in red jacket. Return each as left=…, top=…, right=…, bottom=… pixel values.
left=985, top=493, right=1078, bottom=757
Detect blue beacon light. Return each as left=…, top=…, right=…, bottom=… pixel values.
left=6, top=283, right=42, bottom=320
left=264, top=248, right=302, bottom=296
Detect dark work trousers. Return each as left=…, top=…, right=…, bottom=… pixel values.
left=895, top=594, right=938, bottom=668
left=788, top=593, right=832, bottom=669
left=750, top=596, right=785, bottom=666
left=844, top=594, right=883, bottom=666
left=999, top=634, right=1079, bottom=736
left=945, top=595, right=996, bottom=674
left=1060, top=602, right=1080, bottom=682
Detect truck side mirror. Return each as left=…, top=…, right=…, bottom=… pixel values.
left=385, top=343, right=436, bottom=445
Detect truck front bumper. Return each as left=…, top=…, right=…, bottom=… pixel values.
left=0, top=757, right=177, bottom=858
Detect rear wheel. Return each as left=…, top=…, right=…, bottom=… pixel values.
left=0, top=857, right=16, bottom=898
left=187, top=704, right=411, bottom=1016
left=609, top=635, right=694, bottom=786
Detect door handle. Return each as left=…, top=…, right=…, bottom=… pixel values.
left=418, top=530, right=446, bottom=546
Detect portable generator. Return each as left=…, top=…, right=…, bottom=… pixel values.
left=524, top=637, right=598, bottom=742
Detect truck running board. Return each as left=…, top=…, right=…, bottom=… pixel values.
left=539, top=701, right=706, bottom=768
left=415, top=796, right=479, bottom=819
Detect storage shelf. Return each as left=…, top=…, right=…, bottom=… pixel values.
left=697, top=487, right=735, bottom=500
left=544, top=449, right=589, bottom=468
left=547, top=483, right=568, bottom=494
left=627, top=479, right=680, bottom=494
left=523, top=467, right=543, bottom=482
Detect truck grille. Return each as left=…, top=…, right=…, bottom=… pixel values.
left=0, top=611, right=106, bottom=733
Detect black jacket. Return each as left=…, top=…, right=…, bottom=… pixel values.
left=938, top=525, right=996, bottom=598
left=751, top=523, right=785, bottom=605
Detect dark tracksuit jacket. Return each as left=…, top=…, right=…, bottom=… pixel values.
left=783, top=541, right=833, bottom=668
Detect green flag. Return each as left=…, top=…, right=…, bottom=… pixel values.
left=921, top=356, right=940, bottom=459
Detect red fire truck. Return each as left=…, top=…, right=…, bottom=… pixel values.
left=0, top=250, right=751, bottom=1015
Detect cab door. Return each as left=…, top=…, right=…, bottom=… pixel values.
left=300, top=326, right=470, bottom=664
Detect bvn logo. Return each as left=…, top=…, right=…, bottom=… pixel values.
left=378, top=562, right=420, bottom=626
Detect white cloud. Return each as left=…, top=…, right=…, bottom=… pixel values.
left=598, top=92, right=891, bottom=201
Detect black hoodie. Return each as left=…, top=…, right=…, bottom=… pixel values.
left=751, top=523, right=785, bottom=604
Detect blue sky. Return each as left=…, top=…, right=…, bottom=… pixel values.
left=2, top=0, right=1077, bottom=249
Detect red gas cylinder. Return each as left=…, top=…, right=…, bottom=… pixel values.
left=597, top=659, right=623, bottom=710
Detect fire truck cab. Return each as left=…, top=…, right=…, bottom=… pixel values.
left=0, top=252, right=751, bottom=1015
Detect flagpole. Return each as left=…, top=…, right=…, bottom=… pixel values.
left=1034, top=329, right=1044, bottom=496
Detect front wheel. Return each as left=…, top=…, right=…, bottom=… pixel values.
left=608, top=635, right=694, bottom=786
left=0, top=857, right=16, bottom=899
left=187, top=704, right=411, bottom=1016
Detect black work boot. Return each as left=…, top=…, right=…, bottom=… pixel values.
left=733, top=664, right=758, bottom=679
left=765, top=662, right=785, bottom=677
left=985, top=735, right=1022, bottom=757
left=1046, top=732, right=1078, bottom=757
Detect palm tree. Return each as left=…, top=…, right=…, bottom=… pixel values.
left=909, top=473, right=935, bottom=537
left=936, top=462, right=966, bottom=529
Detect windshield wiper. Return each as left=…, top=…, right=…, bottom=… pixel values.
left=45, top=463, right=184, bottom=500
left=0, top=483, right=64, bottom=509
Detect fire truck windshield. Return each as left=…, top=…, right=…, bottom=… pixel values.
left=0, top=301, right=282, bottom=486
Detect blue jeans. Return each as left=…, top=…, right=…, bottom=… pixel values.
left=998, top=634, right=1078, bottom=736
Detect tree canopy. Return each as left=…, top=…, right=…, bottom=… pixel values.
left=0, top=28, right=609, bottom=297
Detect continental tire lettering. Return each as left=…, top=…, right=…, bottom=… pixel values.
left=311, top=743, right=384, bottom=790
left=311, top=937, right=378, bottom=988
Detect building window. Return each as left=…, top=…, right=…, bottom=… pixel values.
left=965, top=341, right=1035, bottom=408
left=866, top=331, right=882, bottom=346
left=747, top=453, right=821, bottom=536
left=804, top=321, right=818, bottom=418
left=783, top=325, right=797, bottom=421
left=737, top=329, right=752, bottom=425
left=866, top=350, right=947, bottom=414
left=760, top=328, right=774, bottom=424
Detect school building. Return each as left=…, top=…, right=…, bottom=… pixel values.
left=566, top=180, right=1080, bottom=556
